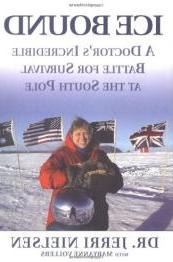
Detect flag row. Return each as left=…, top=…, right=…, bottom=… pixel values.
left=0, top=117, right=115, bottom=148
left=0, top=117, right=166, bottom=151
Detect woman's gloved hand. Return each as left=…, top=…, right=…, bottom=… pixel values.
left=64, top=159, right=112, bottom=191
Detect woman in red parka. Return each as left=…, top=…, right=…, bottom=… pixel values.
left=39, top=117, right=123, bottom=230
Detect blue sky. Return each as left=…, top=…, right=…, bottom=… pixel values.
left=0, top=70, right=173, bottom=152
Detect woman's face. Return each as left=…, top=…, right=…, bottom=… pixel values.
left=72, top=127, right=91, bottom=149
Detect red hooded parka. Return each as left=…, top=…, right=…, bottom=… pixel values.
left=39, top=133, right=123, bottom=229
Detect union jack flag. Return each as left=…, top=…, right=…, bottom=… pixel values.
left=129, top=122, right=166, bottom=150
left=91, top=120, right=115, bottom=143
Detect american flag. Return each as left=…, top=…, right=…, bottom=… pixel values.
left=0, top=120, right=15, bottom=148
left=23, top=117, right=63, bottom=147
left=129, top=122, right=166, bottom=150
left=91, top=120, right=115, bottom=143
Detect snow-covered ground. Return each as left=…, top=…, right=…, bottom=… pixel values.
left=0, top=152, right=173, bottom=231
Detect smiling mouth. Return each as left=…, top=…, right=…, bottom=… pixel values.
left=79, top=142, right=88, bottom=146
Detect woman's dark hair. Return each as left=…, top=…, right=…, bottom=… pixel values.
left=69, top=117, right=93, bottom=136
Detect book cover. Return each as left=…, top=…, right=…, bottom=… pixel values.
left=0, top=0, right=172, bottom=261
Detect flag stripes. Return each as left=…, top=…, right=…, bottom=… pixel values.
left=23, top=117, right=63, bottom=146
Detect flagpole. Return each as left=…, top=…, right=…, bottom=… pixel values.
left=160, top=120, right=168, bottom=192
left=12, top=120, right=24, bottom=190
left=11, top=119, right=26, bottom=230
